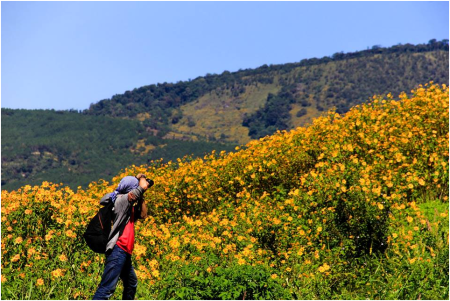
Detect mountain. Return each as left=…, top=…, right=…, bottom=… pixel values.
left=1, top=40, right=448, bottom=191
left=85, top=40, right=449, bottom=143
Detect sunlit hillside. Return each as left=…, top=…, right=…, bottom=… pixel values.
left=172, top=50, right=449, bottom=144
left=86, top=42, right=449, bottom=144
left=1, top=83, right=448, bottom=299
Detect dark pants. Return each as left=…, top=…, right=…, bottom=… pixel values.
left=93, top=245, right=138, bottom=300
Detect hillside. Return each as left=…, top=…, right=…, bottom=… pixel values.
left=1, top=83, right=448, bottom=299
left=86, top=40, right=449, bottom=143
left=2, top=40, right=448, bottom=191
left=1, top=110, right=236, bottom=191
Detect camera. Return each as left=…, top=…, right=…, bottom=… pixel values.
left=136, top=174, right=154, bottom=187
left=146, top=178, right=154, bottom=187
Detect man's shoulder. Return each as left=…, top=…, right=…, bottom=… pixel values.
left=114, top=187, right=144, bottom=209
left=114, top=194, right=130, bottom=210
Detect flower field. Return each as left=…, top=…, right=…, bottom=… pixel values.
left=1, top=83, right=449, bottom=299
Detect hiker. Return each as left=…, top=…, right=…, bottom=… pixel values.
left=92, top=174, right=151, bottom=300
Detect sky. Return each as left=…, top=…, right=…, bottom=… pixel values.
left=1, top=1, right=449, bottom=111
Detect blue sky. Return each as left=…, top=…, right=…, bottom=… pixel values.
left=1, top=1, right=449, bottom=111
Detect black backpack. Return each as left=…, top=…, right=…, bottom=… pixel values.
left=83, top=197, right=127, bottom=253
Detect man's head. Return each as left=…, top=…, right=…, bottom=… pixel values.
left=117, top=176, right=139, bottom=194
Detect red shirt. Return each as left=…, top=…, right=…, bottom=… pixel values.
left=116, top=207, right=135, bottom=254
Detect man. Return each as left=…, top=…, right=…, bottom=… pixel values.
left=93, top=174, right=150, bottom=300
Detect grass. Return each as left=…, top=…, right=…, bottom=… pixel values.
left=172, top=82, right=281, bottom=145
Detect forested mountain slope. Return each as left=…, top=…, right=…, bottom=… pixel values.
left=1, top=110, right=236, bottom=191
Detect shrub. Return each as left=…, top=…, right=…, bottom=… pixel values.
left=1, top=83, right=448, bottom=299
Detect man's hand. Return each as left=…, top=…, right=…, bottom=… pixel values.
left=128, top=192, right=137, bottom=202
left=139, top=177, right=150, bottom=191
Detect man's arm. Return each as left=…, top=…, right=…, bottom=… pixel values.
left=130, top=176, right=149, bottom=220
left=127, top=177, right=150, bottom=203
left=127, top=186, right=144, bottom=203
left=137, top=199, right=148, bottom=220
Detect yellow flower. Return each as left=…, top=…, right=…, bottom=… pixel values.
left=36, top=278, right=44, bottom=286
left=149, top=259, right=158, bottom=268
left=238, top=258, right=246, bottom=265
left=25, top=209, right=32, bottom=215
left=59, top=254, right=68, bottom=262
left=1, top=275, right=6, bottom=283
left=151, top=270, right=160, bottom=278
left=169, top=238, right=180, bottom=249
left=318, top=263, right=330, bottom=273
left=378, top=203, right=384, bottom=210
left=317, top=226, right=322, bottom=232
left=270, top=274, right=278, bottom=279
left=392, top=233, right=398, bottom=238
left=242, top=248, right=251, bottom=257
left=11, top=254, right=20, bottom=262
left=65, top=230, right=76, bottom=238
left=27, top=248, right=36, bottom=258
left=406, top=216, right=413, bottom=223
left=51, top=269, right=64, bottom=278
left=170, top=255, right=180, bottom=262
left=14, top=237, right=23, bottom=245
